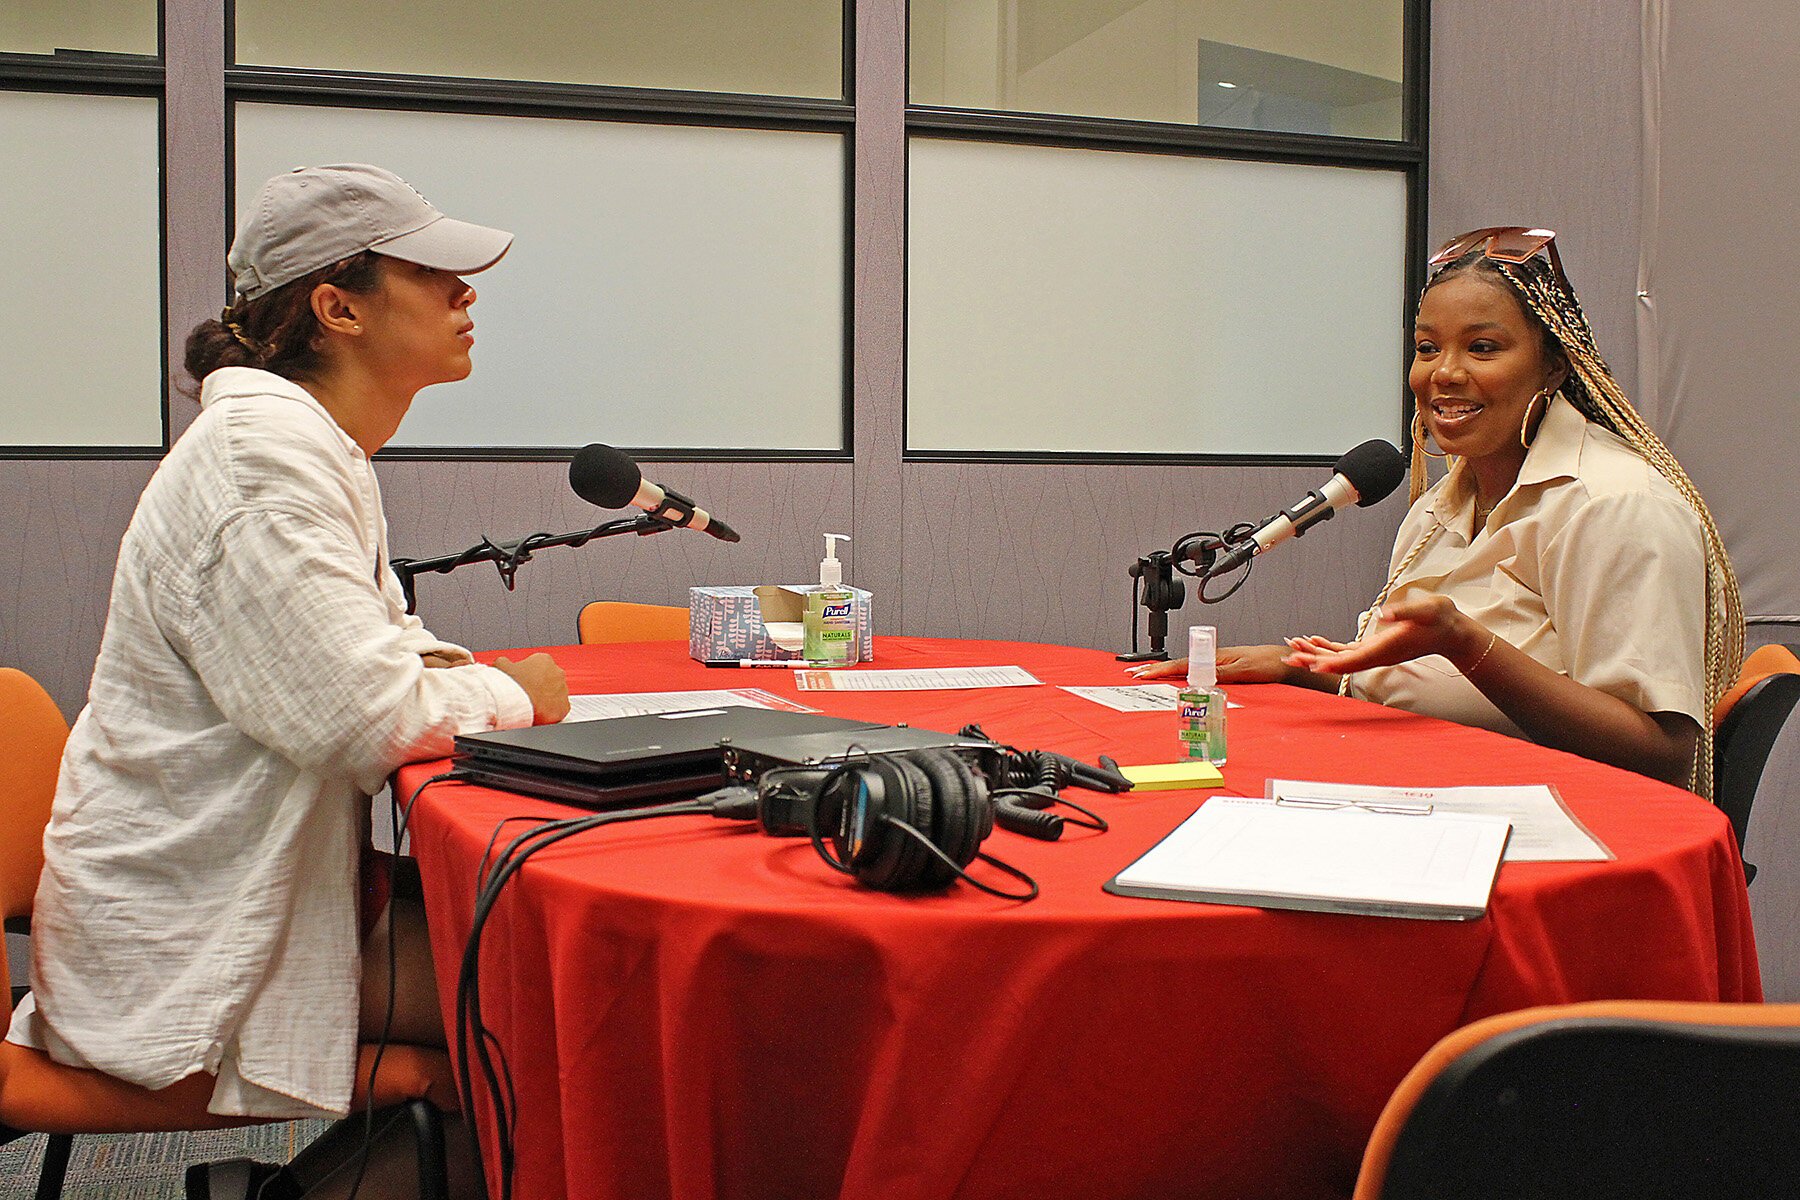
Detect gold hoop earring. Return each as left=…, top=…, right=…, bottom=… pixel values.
left=1412, top=411, right=1447, bottom=458
left=1520, top=388, right=1551, bottom=449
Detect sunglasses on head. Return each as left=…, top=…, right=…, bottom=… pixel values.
left=1429, top=226, right=1568, bottom=287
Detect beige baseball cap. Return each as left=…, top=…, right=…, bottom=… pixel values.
left=228, top=163, right=514, bottom=300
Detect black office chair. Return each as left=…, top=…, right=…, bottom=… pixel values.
left=1713, top=643, right=1800, bottom=884
left=1356, top=999, right=1800, bottom=1200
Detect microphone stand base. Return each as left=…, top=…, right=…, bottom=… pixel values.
left=1115, top=650, right=1169, bottom=663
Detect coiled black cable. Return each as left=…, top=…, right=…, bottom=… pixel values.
left=1170, top=520, right=1261, bottom=603
left=957, top=726, right=1111, bottom=837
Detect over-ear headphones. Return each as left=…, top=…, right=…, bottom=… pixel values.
left=735, top=736, right=1119, bottom=901
left=809, top=748, right=995, bottom=892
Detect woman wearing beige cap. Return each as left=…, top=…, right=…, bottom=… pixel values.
left=6, top=164, right=561, bottom=1198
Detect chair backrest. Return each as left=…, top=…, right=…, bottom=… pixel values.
left=0, top=668, right=69, bottom=925
left=1357, top=999, right=1800, bottom=1200
left=1712, top=644, right=1800, bottom=881
left=576, top=601, right=690, bottom=645
left=1713, top=642, right=1800, bottom=729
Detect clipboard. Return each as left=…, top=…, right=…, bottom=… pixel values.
left=1103, top=796, right=1512, bottom=920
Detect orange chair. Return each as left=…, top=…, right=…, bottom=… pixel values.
left=0, top=668, right=457, bottom=1199
left=1355, top=999, right=1800, bottom=1199
left=1712, top=643, right=1800, bottom=882
left=576, top=600, right=691, bottom=645
left=1712, top=642, right=1800, bottom=729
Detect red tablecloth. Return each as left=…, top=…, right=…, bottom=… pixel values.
left=402, top=637, right=1759, bottom=1200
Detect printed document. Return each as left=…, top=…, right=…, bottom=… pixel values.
left=1263, top=779, right=1610, bottom=862
left=1060, top=684, right=1242, bottom=713
left=794, top=666, right=1041, bottom=691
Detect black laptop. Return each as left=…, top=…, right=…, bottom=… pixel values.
left=452, top=707, right=886, bottom=809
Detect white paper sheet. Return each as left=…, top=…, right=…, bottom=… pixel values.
left=1060, top=684, right=1242, bottom=712
left=1107, top=796, right=1512, bottom=920
left=1262, top=779, right=1611, bottom=862
left=1061, top=683, right=1181, bottom=711
left=565, top=688, right=817, bottom=722
left=793, top=666, right=1041, bottom=691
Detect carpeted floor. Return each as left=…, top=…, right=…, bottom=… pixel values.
left=0, top=1122, right=328, bottom=1199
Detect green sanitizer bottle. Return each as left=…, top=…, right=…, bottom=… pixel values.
left=802, top=533, right=855, bottom=667
left=1179, top=625, right=1228, bottom=764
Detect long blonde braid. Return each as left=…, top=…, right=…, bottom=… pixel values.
left=1381, top=253, right=1743, bottom=797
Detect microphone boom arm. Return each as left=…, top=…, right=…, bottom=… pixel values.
left=1117, top=438, right=1404, bottom=652
left=389, top=513, right=677, bottom=614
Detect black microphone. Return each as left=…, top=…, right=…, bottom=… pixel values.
left=569, top=444, right=741, bottom=543
left=1200, top=439, right=1405, bottom=580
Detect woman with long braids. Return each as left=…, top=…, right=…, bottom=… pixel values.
left=1132, top=227, right=1742, bottom=796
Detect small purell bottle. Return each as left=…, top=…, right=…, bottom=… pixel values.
left=1178, top=625, right=1228, bottom=764
left=802, top=533, right=855, bottom=667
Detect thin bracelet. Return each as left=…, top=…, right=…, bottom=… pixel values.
left=1463, top=630, right=1500, bottom=675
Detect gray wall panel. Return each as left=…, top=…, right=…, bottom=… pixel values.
left=1427, top=0, right=1642, bottom=400
left=0, top=462, right=157, bottom=715
left=164, top=0, right=225, bottom=444
left=377, top=460, right=855, bottom=655
left=850, top=0, right=909, bottom=632
left=1638, top=0, right=1800, bottom=619
left=898, top=462, right=1401, bottom=654
left=1745, top=705, right=1800, bottom=1000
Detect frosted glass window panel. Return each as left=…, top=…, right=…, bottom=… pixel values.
left=911, top=0, right=1403, bottom=140
left=0, top=92, right=162, bottom=448
left=234, top=0, right=842, bottom=99
left=235, top=104, right=845, bottom=451
left=0, top=0, right=156, bottom=57
left=907, top=137, right=1407, bottom=456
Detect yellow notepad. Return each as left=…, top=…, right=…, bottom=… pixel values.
left=1118, top=761, right=1225, bottom=791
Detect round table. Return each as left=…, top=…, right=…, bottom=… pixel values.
left=401, top=636, right=1758, bottom=1200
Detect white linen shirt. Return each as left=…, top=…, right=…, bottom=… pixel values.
left=6, top=367, right=533, bottom=1118
left=1347, top=393, right=1708, bottom=739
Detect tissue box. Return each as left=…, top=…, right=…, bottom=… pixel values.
left=690, top=585, right=874, bottom=663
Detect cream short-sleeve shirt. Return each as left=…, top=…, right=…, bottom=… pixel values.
left=1348, top=394, right=1707, bottom=738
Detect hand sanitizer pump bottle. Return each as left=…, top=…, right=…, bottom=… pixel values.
left=803, top=533, right=855, bottom=667
left=1178, top=626, right=1229, bottom=764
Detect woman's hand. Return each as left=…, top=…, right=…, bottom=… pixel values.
left=1125, top=645, right=1324, bottom=687
left=1124, top=657, right=1187, bottom=680
left=1281, top=594, right=1492, bottom=675
left=419, top=648, right=474, bottom=669
left=1285, top=592, right=1699, bottom=787
left=1218, top=644, right=1307, bottom=684
left=492, top=653, right=571, bottom=725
